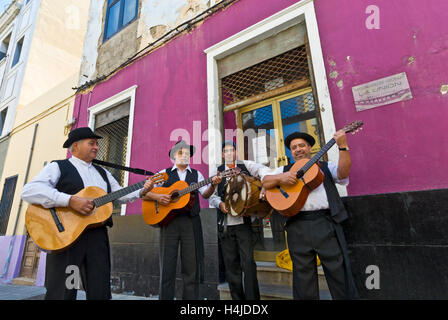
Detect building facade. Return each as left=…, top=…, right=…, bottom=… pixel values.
left=7, top=0, right=448, bottom=299
left=0, top=0, right=89, bottom=285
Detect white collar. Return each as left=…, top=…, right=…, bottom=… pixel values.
left=171, top=164, right=192, bottom=173
left=70, top=155, right=93, bottom=168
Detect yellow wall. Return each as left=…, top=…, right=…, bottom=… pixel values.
left=1, top=93, right=74, bottom=236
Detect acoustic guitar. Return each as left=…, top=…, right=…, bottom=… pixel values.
left=265, top=120, right=363, bottom=217
left=142, top=167, right=241, bottom=227
left=25, top=172, right=168, bottom=253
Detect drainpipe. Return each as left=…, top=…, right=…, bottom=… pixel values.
left=0, top=123, right=38, bottom=281
left=13, top=122, right=38, bottom=235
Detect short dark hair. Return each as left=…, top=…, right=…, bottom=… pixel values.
left=222, top=140, right=236, bottom=150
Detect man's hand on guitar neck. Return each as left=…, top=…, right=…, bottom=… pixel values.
left=139, top=178, right=155, bottom=198
left=69, top=196, right=95, bottom=215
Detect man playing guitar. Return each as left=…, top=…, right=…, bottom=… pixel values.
left=142, top=139, right=221, bottom=300
left=21, top=127, right=154, bottom=300
left=261, top=130, right=358, bottom=300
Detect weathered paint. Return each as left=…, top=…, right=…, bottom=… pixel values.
left=314, top=0, right=448, bottom=195
left=74, top=0, right=448, bottom=216
left=79, top=0, right=225, bottom=86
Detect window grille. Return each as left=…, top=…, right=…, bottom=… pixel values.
left=221, top=45, right=310, bottom=107
left=95, top=116, right=129, bottom=214
left=0, top=175, right=18, bottom=235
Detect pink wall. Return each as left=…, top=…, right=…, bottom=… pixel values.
left=73, top=0, right=448, bottom=214
left=314, top=0, right=448, bottom=195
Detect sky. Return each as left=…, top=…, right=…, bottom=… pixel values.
left=0, top=0, right=13, bottom=16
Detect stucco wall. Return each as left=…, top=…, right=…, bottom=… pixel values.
left=74, top=0, right=448, bottom=215
left=314, top=0, right=448, bottom=196
left=79, top=0, right=225, bottom=86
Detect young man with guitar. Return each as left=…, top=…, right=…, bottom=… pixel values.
left=209, top=141, right=265, bottom=300
left=261, top=130, right=358, bottom=300
left=21, top=127, right=154, bottom=300
left=142, top=140, right=221, bottom=300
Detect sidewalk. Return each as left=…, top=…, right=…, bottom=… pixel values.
left=0, top=283, right=157, bottom=300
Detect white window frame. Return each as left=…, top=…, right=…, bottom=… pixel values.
left=204, top=0, right=347, bottom=196
left=87, top=84, right=138, bottom=215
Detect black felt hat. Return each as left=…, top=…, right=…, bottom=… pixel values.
left=63, top=127, right=102, bottom=148
left=284, top=132, right=316, bottom=149
left=169, top=140, right=196, bottom=159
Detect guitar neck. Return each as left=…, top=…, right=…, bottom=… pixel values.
left=297, top=138, right=336, bottom=178
left=178, top=176, right=215, bottom=197
left=94, top=180, right=146, bottom=207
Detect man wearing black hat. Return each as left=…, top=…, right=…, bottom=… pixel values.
left=261, top=130, right=358, bottom=300
left=208, top=140, right=267, bottom=300
left=21, top=127, right=154, bottom=300
left=142, top=140, right=220, bottom=300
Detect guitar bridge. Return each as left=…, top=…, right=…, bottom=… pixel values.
left=155, top=201, right=159, bottom=214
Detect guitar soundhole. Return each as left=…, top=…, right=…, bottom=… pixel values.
left=170, top=190, right=179, bottom=202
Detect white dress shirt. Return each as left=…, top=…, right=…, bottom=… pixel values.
left=260, top=161, right=348, bottom=211
left=21, top=156, right=141, bottom=208
left=156, top=165, right=208, bottom=196
left=209, top=160, right=267, bottom=226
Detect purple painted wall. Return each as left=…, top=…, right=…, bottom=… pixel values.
left=73, top=0, right=448, bottom=215
left=35, top=252, right=46, bottom=286
left=0, top=235, right=26, bottom=283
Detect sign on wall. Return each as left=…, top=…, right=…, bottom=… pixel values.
left=352, top=72, right=413, bottom=112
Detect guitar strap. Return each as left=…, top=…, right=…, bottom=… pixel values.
left=92, top=159, right=155, bottom=176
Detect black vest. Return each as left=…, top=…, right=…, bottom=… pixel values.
left=216, top=162, right=251, bottom=225
left=283, top=161, right=348, bottom=223
left=53, top=159, right=113, bottom=227
left=162, top=167, right=201, bottom=217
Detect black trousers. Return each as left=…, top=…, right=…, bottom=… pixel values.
left=219, top=223, right=260, bottom=300
left=44, top=226, right=112, bottom=300
left=159, top=215, right=199, bottom=300
left=286, top=210, right=348, bottom=300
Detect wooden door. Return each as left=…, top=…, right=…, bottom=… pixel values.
left=19, top=235, right=41, bottom=279
left=235, top=88, right=324, bottom=261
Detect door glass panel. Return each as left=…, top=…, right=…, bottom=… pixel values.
left=241, top=104, right=285, bottom=252
left=241, top=104, right=277, bottom=168
left=280, top=91, right=322, bottom=164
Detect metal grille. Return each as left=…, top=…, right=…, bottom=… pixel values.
left=280, top=92, right=316, bottom=118
left=0, top=175, right=18, bottom=235
left=221, top=45, right=310, bottom=106
left=95, top=116, right=129, bottom=214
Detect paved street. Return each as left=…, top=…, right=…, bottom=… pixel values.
left=0, top=283, right=157, bottom=300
